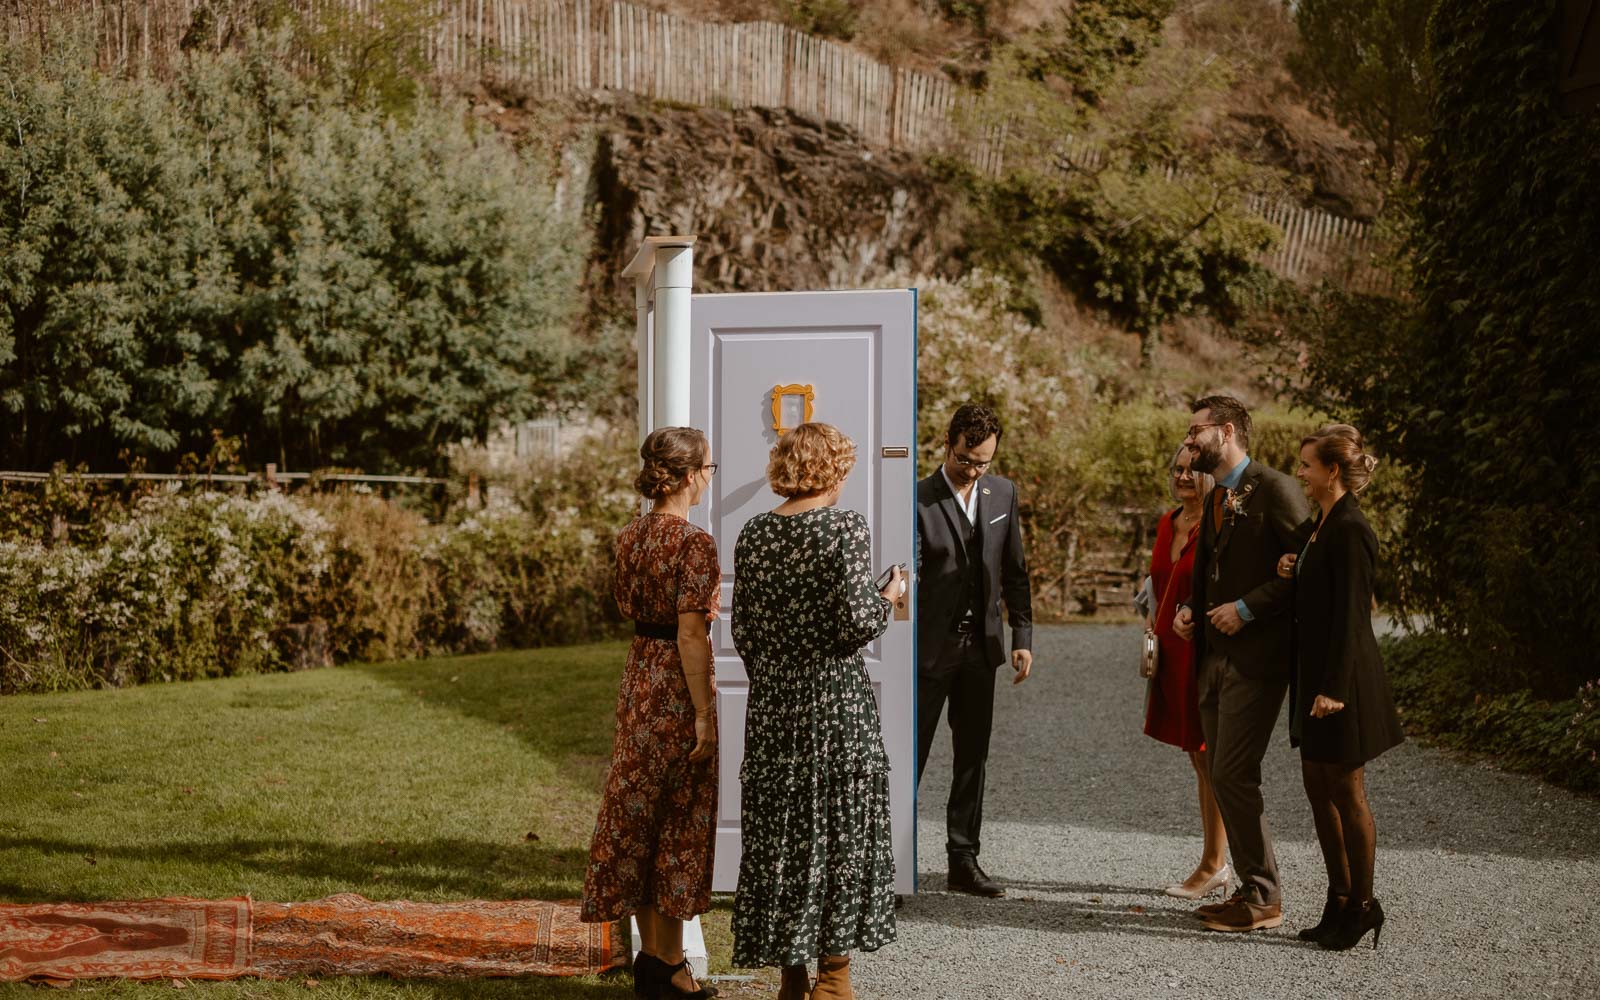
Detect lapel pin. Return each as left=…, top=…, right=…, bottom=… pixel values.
left=981, top=487, right=991, bottom=495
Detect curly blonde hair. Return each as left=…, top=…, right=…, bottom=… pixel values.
left=766, top=422, right=856, bottom=498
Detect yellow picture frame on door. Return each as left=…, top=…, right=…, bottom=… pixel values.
left=771, top=384, right=815, bottom=436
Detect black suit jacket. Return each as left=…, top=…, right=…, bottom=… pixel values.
left=1187, top=459, right=1313, bottom=679
left=915, top=471, right=1033, bottom=671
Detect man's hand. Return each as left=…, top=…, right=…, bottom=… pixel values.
left=1173, top=606, right=1195, bottom=641
left=1011, top=648, right=1033, bottom=685
left=1310, top=695, right=1345, bottom=718
left=1207, top=603, right=1246, bottom=636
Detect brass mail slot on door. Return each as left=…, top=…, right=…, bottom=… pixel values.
left=882, top=447, right=910, bottom=458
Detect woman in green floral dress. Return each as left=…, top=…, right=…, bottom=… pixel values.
left=731, top=423, right=906, bottom=1000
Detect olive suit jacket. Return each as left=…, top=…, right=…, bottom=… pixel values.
left=1186, top=459, right=1313, bottom=678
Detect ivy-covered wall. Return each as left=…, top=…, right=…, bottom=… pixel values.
left=1403, top=0, right=1600, bottom=692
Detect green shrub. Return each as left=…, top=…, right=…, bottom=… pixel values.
left=303, top=492, right=432, bottom=663
left=0, top=36, right=583, bottom=473
left=0, top=491, right=332, bottom=692
left=422, top=504, right=617, bottom=653
left=1383, top=633, right=1600, bottom=795
left=0, top=433, right=635, bottom=693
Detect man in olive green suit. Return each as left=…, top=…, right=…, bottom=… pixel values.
left=1174, top=395, right=1313, bottom=933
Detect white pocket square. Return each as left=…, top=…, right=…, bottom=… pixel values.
left=988, top=513, right=1008, bottom=525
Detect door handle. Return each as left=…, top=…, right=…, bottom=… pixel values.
left=894, top=570, right=911, bottom=621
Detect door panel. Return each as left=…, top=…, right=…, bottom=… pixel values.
left=690, top=290, right=918, bottom=895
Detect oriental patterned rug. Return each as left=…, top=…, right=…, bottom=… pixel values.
left=0, top=897, right=252, bottom=982
left=0, top=894, right=625, bottom=983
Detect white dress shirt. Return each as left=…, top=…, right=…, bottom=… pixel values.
left=941, top=465, right=979, bottom=526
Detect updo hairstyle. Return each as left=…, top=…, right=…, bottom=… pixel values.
left=635, top=426, right=708, bottom=501
left=1301, top=423, right=1378, bottom=494
left=766, top=422, right=856, bottom=499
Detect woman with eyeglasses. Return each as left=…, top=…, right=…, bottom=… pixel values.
left=581, top=426, right=721, bottom=1000
left=1143, top=444, right=1231, bottom=900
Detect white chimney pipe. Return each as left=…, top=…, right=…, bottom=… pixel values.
left=622, top=236, right=696, bottom=440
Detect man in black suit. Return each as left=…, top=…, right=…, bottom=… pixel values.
left=1174, top=395, right=1312, bottom=932
left=915, top=403, right=1033, bottom=898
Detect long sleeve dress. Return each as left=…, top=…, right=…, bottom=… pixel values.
left=580, top=512, right=721, bottom=923
left=729, top=506, right=897, bottom=967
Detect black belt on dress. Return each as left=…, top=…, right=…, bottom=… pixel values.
left=633, top=620, right=712, bottom=640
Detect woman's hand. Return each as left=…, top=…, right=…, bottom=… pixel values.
left=879, top=565, right=906, bottom=602
left=1310, top=694, right=1345, bottom=718
left=688, top=707, right=717, bottom=763
left=1173, top=606, right=1195, bottom=641
left=1277, top=553, right=1298, bottom=579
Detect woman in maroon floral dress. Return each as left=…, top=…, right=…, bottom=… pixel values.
left=582, top=426, right=720, bottom=1000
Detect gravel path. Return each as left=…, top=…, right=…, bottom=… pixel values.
left=852, top=624, right=1600, bottom=1000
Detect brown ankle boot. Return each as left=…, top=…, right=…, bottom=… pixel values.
left=810, top=956, right=852, bottom=1000
left=777, top=963, right=811, bottom=1000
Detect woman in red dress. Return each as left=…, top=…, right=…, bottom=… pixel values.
left=1143, top=444, right=1231, bottom=899
left=581, top=426, right=719, bottom=1000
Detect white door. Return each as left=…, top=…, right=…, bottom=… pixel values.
left=689, top=289, right=918, bottom=896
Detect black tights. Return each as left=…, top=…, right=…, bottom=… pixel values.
left=1301, top=760, right=1377, bottom=903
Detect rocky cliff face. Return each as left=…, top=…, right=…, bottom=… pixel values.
left=586, top=104, right=960, bottom=309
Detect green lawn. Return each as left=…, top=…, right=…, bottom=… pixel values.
left=0, top=644, right=744, bottom=997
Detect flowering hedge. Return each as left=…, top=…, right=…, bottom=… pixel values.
left=0, top=475, right=631, bottom=694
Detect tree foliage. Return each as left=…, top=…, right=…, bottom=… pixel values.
left=949, top=22, right=1280, bottom=364
left=1248, top=1, right=1600, bottom=695
left=286, top=0, right=442, bottom=115
left=1289, top=0, right=1434, bottom=185
left=1007, top=0, right=1173, bottom=105
left=1401, top=0, right=1600, bottom=693
left=0, top=36, right=581, bottom=473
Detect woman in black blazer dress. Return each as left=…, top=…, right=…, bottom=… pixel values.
left=1279, top=424, right=1403, bottom=952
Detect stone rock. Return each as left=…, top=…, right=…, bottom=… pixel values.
left=588, top=103, right=962, bottom=303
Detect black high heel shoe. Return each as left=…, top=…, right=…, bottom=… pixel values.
left=654, top=956, right=717, bottom=999
left=1318, top=897, right=1385, bottom=951
left=633, top=951, right=662, bottom=999
left=1297, top=889, right=1349, bottom=943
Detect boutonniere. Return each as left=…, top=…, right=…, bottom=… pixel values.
left=1224, top=483, right=1256, bottom=523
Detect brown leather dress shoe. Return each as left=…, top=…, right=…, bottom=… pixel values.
left=1194, top=885, right=1248, bottom=918
left=1201, top=897, right=1283, bottom=932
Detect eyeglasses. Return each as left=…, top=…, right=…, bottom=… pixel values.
left=1184, top=422, right=1223, bottom=439
left=1170, top=468, right=1196, bottom=480
left=953, top=456, right=993, bottom=470
left=701, top=463, right=718, bottom=475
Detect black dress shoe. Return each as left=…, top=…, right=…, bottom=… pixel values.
left=947, top=856, right=1005, bottom=897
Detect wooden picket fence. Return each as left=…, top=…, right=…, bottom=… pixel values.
left=1, top=0, right=1392, bottom=290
